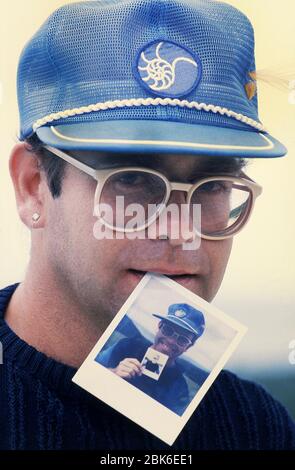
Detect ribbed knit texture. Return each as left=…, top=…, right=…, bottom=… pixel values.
left=0, top=284, right=294, bottom=450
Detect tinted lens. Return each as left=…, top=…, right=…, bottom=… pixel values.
left=99, top=170, right=167, bottom=229
left=161, top=324, right=191, bottom=347
left=190, top=179, right=251, bottom=236
left=161, top=324, right=174, bottom=337
left=176, top=335, right=191, bottom=347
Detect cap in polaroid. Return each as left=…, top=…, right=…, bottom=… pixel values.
left=72, top=273, right=247, bottom=446
left=18, top=0, right=287, bottom=158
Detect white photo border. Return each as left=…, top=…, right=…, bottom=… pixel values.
left=72, top=273, right=247, bottom=446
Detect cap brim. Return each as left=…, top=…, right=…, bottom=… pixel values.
left=152, top=313, right=199, bottom=335
left=36, top=120, right=287, bottom=158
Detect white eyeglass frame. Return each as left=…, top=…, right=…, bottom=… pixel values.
left=159, top=322, right=194, bottom=347
left=44, top=145, right=263, bottom=240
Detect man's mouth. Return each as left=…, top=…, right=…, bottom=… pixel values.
left=127, top=269, right=147, bottom=280
left=127, top=269, right=198, bottom=287
left=155, top=339, right=178, bottom=356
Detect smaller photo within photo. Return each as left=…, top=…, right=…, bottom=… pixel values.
left=73, top=273, right=247, bottom=445
left=141, top=347, right=168, bottom=380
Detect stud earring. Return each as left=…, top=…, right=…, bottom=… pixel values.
left=32, top=213, right=40, bottom=222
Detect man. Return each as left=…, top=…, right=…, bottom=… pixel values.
left=0, top=0, right=294, bottom=451
left=95, top=303, right=208, bottom=416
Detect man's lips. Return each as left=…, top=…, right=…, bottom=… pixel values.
left=155, top=339, right=178, bottom=356
left=128, top=267, right=198, bottom=277
left=127, top=268, right=198, bottom=280
left=127, top=268, right=200, bottom=289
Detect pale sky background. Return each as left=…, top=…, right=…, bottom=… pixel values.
left=0, top=0, right=294, bottom=375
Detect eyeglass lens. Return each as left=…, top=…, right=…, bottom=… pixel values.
left=99, top=170, right=167, bottom=228
left=98, top=170, right=251, bottom=235
left=160, top=323, right=191, bottom=347
left=190, top=180, right=251, bottom=235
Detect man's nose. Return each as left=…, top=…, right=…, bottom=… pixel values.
left=168, top=189, right=187, bottom=205
left=148, top=190, right=201, bottom=248
left=165, top=333, right=179, bottom=346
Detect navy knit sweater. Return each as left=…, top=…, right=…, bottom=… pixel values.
left=0, top=284, right=294, bottom=450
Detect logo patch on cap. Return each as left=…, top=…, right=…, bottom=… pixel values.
left=134, top=40, right=202, bottom=98
left=173, top=309, right=187, bottom=318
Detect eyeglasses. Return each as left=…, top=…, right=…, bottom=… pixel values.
left=159, top=322, right=193, bottom=348
left=44, top=145, right=262, bottom=240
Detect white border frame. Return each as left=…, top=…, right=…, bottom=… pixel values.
left=72, top=273, right=247, bottom=446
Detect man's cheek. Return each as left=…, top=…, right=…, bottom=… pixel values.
left=204, top=239, right=233, bottom=298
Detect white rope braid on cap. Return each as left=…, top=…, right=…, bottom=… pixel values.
left=32, top=97, right=265, bottom=132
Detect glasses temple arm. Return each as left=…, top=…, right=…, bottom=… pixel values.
left=44, top=145, right=98, bottom=179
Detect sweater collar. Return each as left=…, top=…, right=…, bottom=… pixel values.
left=0, top=283, right=85, bottom=397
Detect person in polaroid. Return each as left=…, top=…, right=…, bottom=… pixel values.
left=1, top=0, right=295, bottom=451
left=142, top=351, right=163, bottom=376
left=96, top=303, right=207, bottom=416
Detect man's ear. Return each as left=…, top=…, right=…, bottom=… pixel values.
left=9, top=142, right=47, bottom=229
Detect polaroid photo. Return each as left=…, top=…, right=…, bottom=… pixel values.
left=72, top=273, right=247, bottom=446
left=141, top=347, right=169, bottom=380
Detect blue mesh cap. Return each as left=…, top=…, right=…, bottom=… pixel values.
left=17, top=0, right=287, bottom=158
left=153, top=303, right=205, bottom=338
